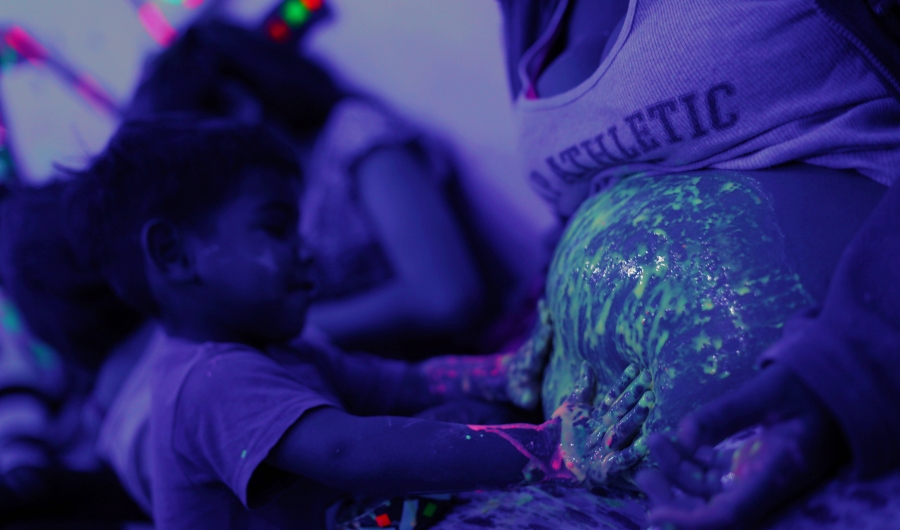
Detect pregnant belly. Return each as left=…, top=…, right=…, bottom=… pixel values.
left=541, top=172, right=814, bottom=435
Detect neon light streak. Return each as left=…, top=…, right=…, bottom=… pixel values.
left=4, top=26, right=47, bottom=62
left=73, top=73, right=119, bottom=115
left=301, top=0, right=323, bottom=10
left=0, top=28, right=120, bottom=117
left=138, top=2, right=177, bottom=46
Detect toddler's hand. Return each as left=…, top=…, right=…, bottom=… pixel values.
left=505, top=299, right=553, bottom=409
left=544, top=362, right=655, bottom=487
left=586, top=363, right=656, bottom=484
left=420, top=302, right=551, bottom=406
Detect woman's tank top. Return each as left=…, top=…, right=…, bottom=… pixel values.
left=515, top=0, right=900, bottom=215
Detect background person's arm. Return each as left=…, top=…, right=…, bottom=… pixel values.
left=306, top=145, right=483, bottom=349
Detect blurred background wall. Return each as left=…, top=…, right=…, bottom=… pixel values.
left=0, top=0, right=556, bottom=296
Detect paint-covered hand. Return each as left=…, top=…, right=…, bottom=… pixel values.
left=637, top=364, right=847, bottom=530
left=583, top=363, right=656, bottom=485
left=541, top=362, right=655, bottom=487
left=505, top=299, right=553, bottom=409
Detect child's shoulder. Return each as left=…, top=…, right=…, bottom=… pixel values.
left=149, top=337, right=273, bottom=405
left=158, top=336, right=266, bottom=371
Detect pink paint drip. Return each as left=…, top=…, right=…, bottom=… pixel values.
left=468, top=423, right=576, bottom=484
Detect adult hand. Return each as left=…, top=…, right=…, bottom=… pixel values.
left=637, top=363, right=848, bottom=530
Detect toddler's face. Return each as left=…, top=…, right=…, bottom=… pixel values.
left=190, top=170, right=313, bottom=344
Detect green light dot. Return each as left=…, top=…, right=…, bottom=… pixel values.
left=282, top=1, right=309, bottom=26
left=465, top=435, right=471, bottom=440
left=241, top=449, right=247, bottom=459
left=422, top=502, right=437, bottom=517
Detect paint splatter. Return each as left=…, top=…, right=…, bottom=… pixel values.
left=541, top=172, right=813, bottom=481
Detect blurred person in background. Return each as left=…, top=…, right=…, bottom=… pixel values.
left=0, top=181, right=147, bottom=526
left=125, top=15, right=513, bottom=357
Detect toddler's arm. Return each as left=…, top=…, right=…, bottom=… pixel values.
left=306, top=144, right=483, bottom=349
left=267, top=364, right=634, bottom=497
left=417, top=298, right=554, bottom=409
left=313, top=301, right=553, bottom=416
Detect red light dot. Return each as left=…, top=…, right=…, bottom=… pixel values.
left=375, top=514, right=391, bottom=527
left=267, top=19, right=290, bottom=42
left=301, top=0, right=322, bottom=10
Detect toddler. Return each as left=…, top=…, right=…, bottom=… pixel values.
left=65, top=118, right=653, bottom=529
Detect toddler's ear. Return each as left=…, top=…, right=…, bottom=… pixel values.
left=141, top=219, right=195, bottom=282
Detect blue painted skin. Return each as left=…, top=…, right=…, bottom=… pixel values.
left=540, top=172, right=816, bottom=476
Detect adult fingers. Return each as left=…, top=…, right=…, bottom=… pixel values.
left=636, top=469, right=675, bottom=504
left=648, top=432, right=723, bottom=498
left=677, top=365, right=791, bottom=451
left=646, top=481, right=768, bottom=530
left=638, top=469, right=711, bottom=518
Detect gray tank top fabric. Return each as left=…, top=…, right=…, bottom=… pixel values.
left=515, top=0, right=900, bottom=214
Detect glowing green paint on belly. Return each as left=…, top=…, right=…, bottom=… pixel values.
left=541, top=172, right=814, bottom=453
